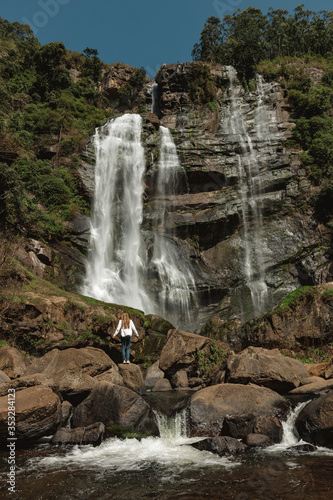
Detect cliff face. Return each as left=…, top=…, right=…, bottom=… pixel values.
left=140, top=63, right=333, bottom=329
left=10, top=62, right=332, bottom=333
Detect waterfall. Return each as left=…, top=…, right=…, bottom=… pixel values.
left=151, top=82, right=159, bottom=115
left=221, top=66, right=271, bottom=319
left=150, top=126, right=196, bottom=328
left=154, top=409, right=187, bottom=442
left=82, top=114, right=151, bottom=311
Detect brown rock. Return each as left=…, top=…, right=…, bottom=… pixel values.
left=61, top=401, right=73, bottom=427
left=118, top=363, right=146, bottom=395
left=0, top=385, right=61, bottom=443
left=0, top=347, right=30, bottom=379
left=306, top=362, right=331, bottom=378
left=325, top=365, right=333, bottom=380
left=0, top=370, right=10, bottom=383
left=144, top=361, right=165, bottom=389
left=171, top=370, right=188, bottom=388
left=94, top=359, right=124, bottom=386
left=245, top=433, right=273, bottom=447
left=72, top=381, right=157, bottom=435
left=227, top=347, right=309, bottom=393
left=188, top=383, right=288, bottom=438
left=152, top=379, right=172, bottom=392
left=191, top=436, right=247, bottom=455
left=295, top=392, right=333, bottom=448
left=289, top=379, right=333, bottom=395
left=51, top=422, right=105, bottom=446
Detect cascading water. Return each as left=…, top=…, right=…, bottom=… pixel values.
left=82, top=114, right=196, bottom=329
left=81, top=114, right=151, bottom=311
left=221, top=66, right=272, bottom=319
left=150, top=126, right=196, bottom=328
left=150, top=82, right=159, bottom=115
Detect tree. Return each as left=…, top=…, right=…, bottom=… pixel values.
left=192, top=16, right=223, bottom=63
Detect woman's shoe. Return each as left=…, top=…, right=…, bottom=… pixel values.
left=123, top=360, right=126, bottom=364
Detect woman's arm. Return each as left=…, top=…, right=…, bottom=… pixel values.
left=113, top=320, right=121, bottom=338
left=130, top=320, right=139, bottom=337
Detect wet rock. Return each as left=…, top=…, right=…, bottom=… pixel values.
left=295, top=392, right=333, bottom=448
left=171, top=370, right=188, bottom=388
left=144, top=361, right=165, bottom=389
left=118, top=363, right=146, bottom=395
left=0, top=385, right=61, bottom=443
left=245, top=433, right=273, bottom=447
left=152, top=379, right=172, bottom=392
left=188, top=383, right=288, bottom=439
left=0, top=347, right=30, bottom=379
left=51, top=422, right=105, bottom=446
left=227, top=347, right=309, bottom=393
left=288, top=443, right=317, bottom=453
left=61, top=401, right=73, bottom=427
left=191, top=436, right=247, bottom=455
left=72, top=381, right=158, bottom=435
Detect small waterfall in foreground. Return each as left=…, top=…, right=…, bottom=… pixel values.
left=151, top=126, right=196, bottom=328
left=82, top=114, right=151, bottom=311
left=222, top=66, right=271, bottom=319
left=154, top=409, right=187, bottom=442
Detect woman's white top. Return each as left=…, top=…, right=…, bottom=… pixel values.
left=113, top=319, right=139, bottom=338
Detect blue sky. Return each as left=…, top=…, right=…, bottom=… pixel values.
left=1, top=1, right=332, bottom=78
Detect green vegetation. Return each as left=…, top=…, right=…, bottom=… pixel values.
left=194, top=343, right=227, bottom=378
left=106, top=425, right=152, bottom=440
left=193, top=7, right=333, bottom=77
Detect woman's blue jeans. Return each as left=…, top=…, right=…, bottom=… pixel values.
left=121, top=335, right=131, bottom=361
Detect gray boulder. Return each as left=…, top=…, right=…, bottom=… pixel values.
left=191, top=436, right=247, bottom=455
left=144, top=361, right=165, bottom=389
left=295, top=392, right=333, bottom=448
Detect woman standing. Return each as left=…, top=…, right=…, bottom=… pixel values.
left=113, top=312, right=139, bottom=363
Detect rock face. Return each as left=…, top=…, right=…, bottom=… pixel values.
left=0, top=347, right=30, bottom=379
left=0, top=386, right=61, bottom=443
left=227, top=347, right=309, bottom=393
left=72, top=381, right=158, bottom=435
left=295, top=392, right=333, bottom=448
left=51, top=422, right=105, bottom=446
left=241, top=284, right=333, bottom=350
left=188, top=383, right=287, bottom=440
left=159, top=329, right=228, bottom=379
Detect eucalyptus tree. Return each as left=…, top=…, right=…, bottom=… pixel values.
left=191, top=16, right=223, bottom=63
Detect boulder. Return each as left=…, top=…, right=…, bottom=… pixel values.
left=0, top=385, right=61, bottom=443
left=0, top=370, right=10, bottom=383
left=306, top=362, right=330, bottom=378
left=159, top=329, right=228, bottom=378
left=289, top=379, right=333, bottom=395
left=295, top=392, right=333, bottom=448
left=0, top=347, right=30, bottom=378
left=144, top=361, right=165, bottom=389
left=94, top=360, right=124, bottom=386
left=22, top=347, right=112, bottom=402
left=325, top=365, right=333, bottom=380
left=171, top=370, right=188, bottom=388
left=152, top=379, right=172, bottom=392
left=227, top=347, right=309, bottom=393
left=72, top=381, right=158, bottom=435
left=245, top=433, right=273, bottom=447
left=191, top=436, right=247, bottom=455
left=51, top=422, right=105, bottom=446
left=117, top=363, right=146, bottom=395
left=188, top=383, right=288, bottom=439
left=23, top=347, right=112, bottom=379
